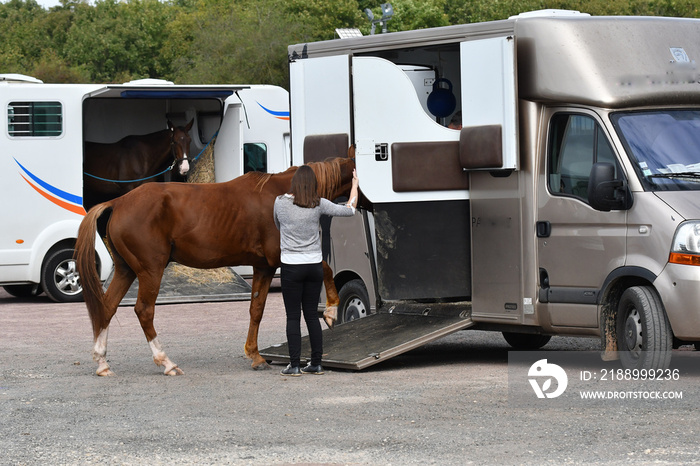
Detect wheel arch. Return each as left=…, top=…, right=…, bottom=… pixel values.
left=598, top=266, right=662, bottom=355
left=333, top=269, right=365, bottom=293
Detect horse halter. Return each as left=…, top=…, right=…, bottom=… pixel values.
left=170, top=127, right=190, bottom=176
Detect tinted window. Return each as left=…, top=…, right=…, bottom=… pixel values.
left=548, top=113, right=617, bottom=200
left=244, top=143, right=267, bottom=173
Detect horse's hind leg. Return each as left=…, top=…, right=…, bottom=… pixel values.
left=133, top=272, right=184, bottom=376
left=94, top=265, right=136, bottom=376
left=245, top=267, right=275, bottom=370
left=321, top=261, right=339, bottom=329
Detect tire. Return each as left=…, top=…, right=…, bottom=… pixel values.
left=502, top=332, right=551, bottom=350
left=616, top=286, right=672, bottom=370
left=41, top=249, right=83, bottom=303
left=2, top=284, right=43, bottom=298
left=337, top=279, right=370, bottom=325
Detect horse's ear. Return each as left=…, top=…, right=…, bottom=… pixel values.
left=167, top=120, right=175, bottom=132
left=185, top=119, right=194, bottom=132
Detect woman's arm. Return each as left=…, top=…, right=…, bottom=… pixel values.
left=346, top=169, right=359, bottom=209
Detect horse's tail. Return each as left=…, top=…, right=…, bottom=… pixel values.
left=75, top=201, right=113, bottom=340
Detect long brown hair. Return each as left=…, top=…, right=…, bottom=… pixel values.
left=290, top=165, right=320, bottom=208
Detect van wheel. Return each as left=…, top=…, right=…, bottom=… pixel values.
left=502, top=332, right=551, bottom=350
left=42, top=249, right=83, bottom=303
left=338, top=279, right=369, bottom=324
left=2, top=284, right=43, bottom=298
left=616, top=286, right=672, bottom=370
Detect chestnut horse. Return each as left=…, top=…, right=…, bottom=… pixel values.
left=83, top=120, right=194, bottom=207
left=75, top=156, right=355, bottom=376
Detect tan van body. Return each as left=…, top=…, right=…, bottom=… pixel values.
left=260, top=11, right=700, bottom=370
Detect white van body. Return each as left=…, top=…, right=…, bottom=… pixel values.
left=259, top=11, right=700, bottom=370
left=1, top=76, right=289, bottom=301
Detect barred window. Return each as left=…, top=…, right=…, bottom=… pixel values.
left=8, top=101, right=63, bottom=137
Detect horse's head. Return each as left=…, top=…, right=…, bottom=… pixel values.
left=310, top=153, right=356, bottom=201
left=168, top=119, right=194, bottom=176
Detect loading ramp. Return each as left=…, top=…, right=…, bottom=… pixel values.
left=260, top=303, right=474, bottom=370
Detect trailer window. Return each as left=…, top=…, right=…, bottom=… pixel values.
left=548, top=113, right=617, bottom=200
left=244, top=143, right=267, bottom=173
left=7, top=101, right=62, bottom=137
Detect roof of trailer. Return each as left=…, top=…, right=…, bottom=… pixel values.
left=290, top=14, right=700, bottom=108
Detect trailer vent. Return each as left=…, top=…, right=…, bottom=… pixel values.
left=375, top=143, right=389, bottom=161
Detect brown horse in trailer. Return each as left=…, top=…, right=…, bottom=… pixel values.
left=75, top=156, right=355, bottom=376
left=83, top=120, right=194, bottom=208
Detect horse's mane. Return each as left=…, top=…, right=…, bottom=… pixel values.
left=309, top=158, right=342, bottom=199
left=252, top=158, right=343, bottom=198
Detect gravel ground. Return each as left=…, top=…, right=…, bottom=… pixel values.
left=2, top=284, right=699, bottom=465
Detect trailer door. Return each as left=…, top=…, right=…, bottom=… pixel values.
left=460, top=35, right=518, bottom=171
left=289, top=55, right=353, bottom=165
left=213, top=95, right=244, bottom=183
left=352, top=56, right=467, bottom=204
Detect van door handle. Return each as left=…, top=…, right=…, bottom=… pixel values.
left=536, top=221, right=551, bottom=238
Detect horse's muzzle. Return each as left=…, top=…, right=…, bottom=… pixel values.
left=179, top=159, right=190, bottom=175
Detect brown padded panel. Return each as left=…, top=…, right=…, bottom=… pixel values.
left=459, top=124, right=503, bottom=169
left=303, top=133, right=350, bottom=164
left=391, top=141, right=469, bottom=192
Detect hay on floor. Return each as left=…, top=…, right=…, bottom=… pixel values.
left=179, top=139, right=234, bottom=282
left=169, top=263, right=237, bottom=285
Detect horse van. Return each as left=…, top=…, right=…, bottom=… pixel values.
left=0, top=75, right=290, bottom=302
left=261, top=10, right=700, bottom=370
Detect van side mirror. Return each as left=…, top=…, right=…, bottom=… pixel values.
left=587, top=162, right=633, bottom=211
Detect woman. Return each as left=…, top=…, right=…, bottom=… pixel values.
left=273, top=165, right=359, bottom=376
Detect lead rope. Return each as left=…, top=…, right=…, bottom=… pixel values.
left=83, top=131, right=218, bottom=184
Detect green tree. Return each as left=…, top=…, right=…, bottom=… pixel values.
left=63, top=0, right=175, bottom=83
left=166, top=0, right=363, bottom=87
left=0, top=0, right=50, bottom=73
left=363, top=0, right=449, bottom=33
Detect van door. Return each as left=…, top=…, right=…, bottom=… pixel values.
left=537, top=110, right=627, bottom=328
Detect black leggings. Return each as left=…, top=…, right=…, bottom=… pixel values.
left=280, top=262, right=324, bottom=367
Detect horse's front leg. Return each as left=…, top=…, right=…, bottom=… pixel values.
left=134, top=273, right=183, bottom=376
left=245, top=267, right=275, bottom=370
left=321, top=261, right=339, bottom=329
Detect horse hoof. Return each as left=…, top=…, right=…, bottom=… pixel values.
left=252, top=361, right=270, bottom=371
left=323, top=306, right=337, bottom=330
left=164, top=366, right=185, bottom=376
left=96, top=368, right=115, bottom=377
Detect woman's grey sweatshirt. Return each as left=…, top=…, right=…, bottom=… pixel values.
left=273, top=194, right=355, bottom=264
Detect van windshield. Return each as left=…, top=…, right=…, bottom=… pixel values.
left=612, top=110, right=700, bottom=191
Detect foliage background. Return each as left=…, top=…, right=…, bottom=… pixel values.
left=2, top=0, right=700, bottom=87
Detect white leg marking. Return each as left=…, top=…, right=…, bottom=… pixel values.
left=148, top=337, right=184, bottom=376
left=93, top=328, right=114, bottom=376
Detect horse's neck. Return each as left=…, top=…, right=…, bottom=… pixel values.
left=138, top=130, right=173, bottom=170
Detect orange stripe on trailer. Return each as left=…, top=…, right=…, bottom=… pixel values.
left=20, top=174, right=86, bottom=216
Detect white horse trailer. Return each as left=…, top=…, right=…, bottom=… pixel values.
left=0, top=75, right=289, bottom=301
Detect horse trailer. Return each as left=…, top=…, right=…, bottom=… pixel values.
left=0, top=75, right=290, bottom=302
left=260, top=10, right=700, bottom=370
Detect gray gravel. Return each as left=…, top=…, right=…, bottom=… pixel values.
left=2, top=285, right=699, bottom=465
